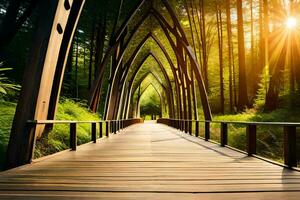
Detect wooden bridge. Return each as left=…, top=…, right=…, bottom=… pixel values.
left=1, top=1, right=300, bottom=199
left=1, top=121, right=300, bottom=199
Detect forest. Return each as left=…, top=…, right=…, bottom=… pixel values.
left=0, top=0, right=300, bottom=169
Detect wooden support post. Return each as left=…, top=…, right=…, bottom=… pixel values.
left=116, top=121, right=118, bottom=133
left=284, top=126, right=297, bottom=167
left=180, top=121, right=183, bottom=131
left=99, top=122, right=103, bottom=138
left=106, top=121, right=109, bottom=137
left=205, top=121, right=210, bottom=141
left=195, top=121, right=199, bottom=137
left=70, top=123, right=77, bottom=151
left=91, top=123, right=97, bottom=143
left=110, top=121, right=113, bottom=134
left=114, top=121, right=117, bottom=134
left=25, top=122, right=37, bottom=164
left=189, top=121, right=192, bottom=135
left=185, top=121, right=188, bottom=133
left=6, top=0, right=86, bottom=169
left=247, top=124, right=257, bottom=156
left=220, top=122, right=228, bottom=147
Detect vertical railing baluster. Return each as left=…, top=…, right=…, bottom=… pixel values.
left=220, top=122, right=228, bottom=147
left=91, top=123, right=97, bottom=143
left=247, top=124, right=257, bottom=156
left=284, top=126, right=297, bottom=167
left=70, top=123, right=77, bottom=151
left=99, top=122, right=103, bottom=138
left=185, top=120, right=188, bottom=133
left=114, top=121, right=117, bottom=134
left=205, top=121, right=210, bottom=141
left=195, top=121, right=199, bottom=137
left=189, top=120, right=192, bottom=135
left=106, top=121, right=109, bottom=137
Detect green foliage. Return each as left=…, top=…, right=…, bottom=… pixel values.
left=0, top=101, right=16, bottom=170
left=213, top=108, right=300, bottom=163
left=34, top=99, right=100, bottom=158
left=0, top=99, right=100, bottom=169
left=0, top=64, right=20, bottom=97
left=139, top=85, right=162, bottom=118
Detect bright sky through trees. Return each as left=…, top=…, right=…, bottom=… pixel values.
left=286, top=16, right=297, bottom=29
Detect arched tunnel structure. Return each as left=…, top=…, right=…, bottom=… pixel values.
left=6, top=0, right=212, bottom=168
left=1, top=1, right=300, bottom=198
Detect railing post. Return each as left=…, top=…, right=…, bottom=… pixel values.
left=195, top=121, right=199, bottom=137
left=110, top=121, right=113, bottom=134
left=27, top=122, right=37, bottom=164
left=247, top=124, right=257, bottom=156
left=70, top=123, right=77, bottom=151
left=189, top=121, right=192, bottom=135
left=180, top=120, right=183, bottom=131
left=205, top=121, right=210, bottom=141
left=220, top=122, right=228, bottom=147
left=99, top=122, right=103, bottom=138
left=185, top=120, right=188, bottom=133
left=114, top=121, right=117, bottom=134
left=91, top=123, right=97, bottom=143
left=106, top=121, right=109, bottom=137
left=284, top=126, right=297, bottom=167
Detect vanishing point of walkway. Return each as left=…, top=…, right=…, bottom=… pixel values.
left=0, top=122, right=300, bottom=199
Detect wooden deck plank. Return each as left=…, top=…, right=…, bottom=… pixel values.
left=0, top=122, right=300, bottom=199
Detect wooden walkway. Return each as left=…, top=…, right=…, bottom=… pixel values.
left=1, top=122, right=300, bottom=199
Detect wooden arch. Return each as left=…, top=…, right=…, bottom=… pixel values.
left=121, top=51, right=175, bottom=119
left=132, top=73, right=168, bottom=118
left=89, top=2, right=211, bottom=121
left=6, top=0, right=212, bottom=169
left=136, top=82, right=164, bottom=118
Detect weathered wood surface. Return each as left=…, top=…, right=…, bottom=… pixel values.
left=0, top=122, right=300, bottom=199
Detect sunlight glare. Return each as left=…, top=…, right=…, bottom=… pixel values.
left=286, top=17, right=297, bottom=29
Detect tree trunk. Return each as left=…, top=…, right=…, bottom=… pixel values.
left=225, top=0, right=234, bottom=111
left=0, top=0, right=38, bottom=51
left=236, top=0, right=249, bottom=110
left=199, top=0, right=209, bottom=90
left=88, top=22, right=96, bottom=90
left=216, top=4, right=224, bottom=114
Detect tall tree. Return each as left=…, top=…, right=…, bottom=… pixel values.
left=216, top=3, right=224, bottom=113
left=0, top=0, right=38, bottom=51
left=225, top=0, right=234, bottom=111
left=199, top=0, right=209, bottom=90
left=236, top=0, right=249, bottom=110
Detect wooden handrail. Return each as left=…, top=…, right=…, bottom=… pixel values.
left=27, top=118, right=141, bottom=124
left=157, top=118, right=299, bottom=169
left=161, top=118, right=300, bottom=126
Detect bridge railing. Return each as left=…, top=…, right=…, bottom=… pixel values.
left=27, top=118, right=143, bottom=160
left=157, top=118, right=299, bottom=169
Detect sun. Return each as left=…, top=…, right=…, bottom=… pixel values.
left=286, top=16, right=297, bottom=29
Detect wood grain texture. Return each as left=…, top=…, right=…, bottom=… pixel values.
left=0, top=122, right=300, bottom=199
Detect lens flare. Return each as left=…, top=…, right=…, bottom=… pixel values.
left=286, top=17, right=297, bottom=29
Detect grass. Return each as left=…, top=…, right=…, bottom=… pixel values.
left=211, top=108, right=300, bottom=165
left=0, top=99, right=101, bottom=170
left=34, top=99, right=101, bottom=158
left=0, top=101, right=16, bottom=170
